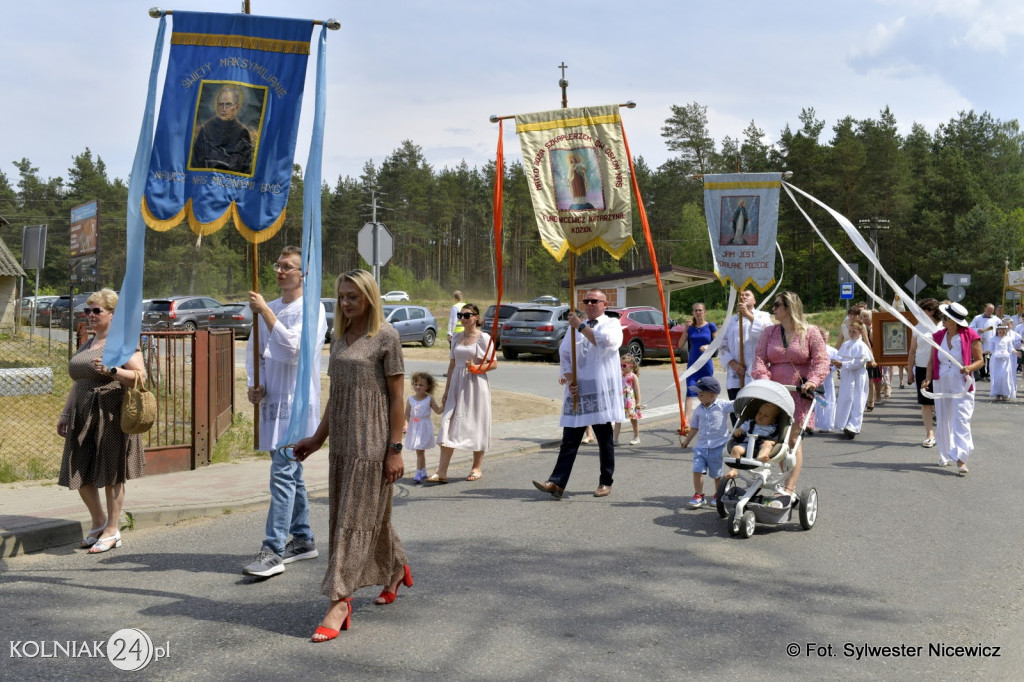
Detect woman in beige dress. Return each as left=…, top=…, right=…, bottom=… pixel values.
left=57, top=288, right=146, bottom=554
left=426, top=303, right=497, bottom=483
left=293, top=270, right=409, bottom=643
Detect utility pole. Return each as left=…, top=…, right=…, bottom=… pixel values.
left=857, top=216, right=890, bottom=297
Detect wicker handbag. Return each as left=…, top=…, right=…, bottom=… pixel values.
left=121, top=370, right=156, bottom=434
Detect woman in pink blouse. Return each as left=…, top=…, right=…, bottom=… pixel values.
left=751, top=291, right=830, bottom=498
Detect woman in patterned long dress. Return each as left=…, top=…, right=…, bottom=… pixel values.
left=427, top=303, right=496, bottom=483
left=294, top=270, right=409, bottom=643
left=751, top=291, right=829, bottom=500
left=57, top=288, right=146, bottom=554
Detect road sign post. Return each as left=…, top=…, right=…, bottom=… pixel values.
left=357, top=222, right=393, bottom=287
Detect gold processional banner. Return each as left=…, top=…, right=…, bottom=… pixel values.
left=515, top=104, right=635, bottom=261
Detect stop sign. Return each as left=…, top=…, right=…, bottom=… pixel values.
left=357, top=222, right=393, bottom=266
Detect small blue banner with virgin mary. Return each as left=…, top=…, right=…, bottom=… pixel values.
left=142, top=11, right=312, bottom=242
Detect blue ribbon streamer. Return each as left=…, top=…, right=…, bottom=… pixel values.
left=278, top=24, right=328, bottom=450
left=104, top=15, right=166, bottom=369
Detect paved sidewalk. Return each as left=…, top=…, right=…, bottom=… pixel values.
left=0, top=405, right=681, bottom=558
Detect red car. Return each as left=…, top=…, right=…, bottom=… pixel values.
left=607, top=306, right=687, bottom=364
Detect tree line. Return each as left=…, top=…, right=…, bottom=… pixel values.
left=2, top=104, right=1022, bottom=312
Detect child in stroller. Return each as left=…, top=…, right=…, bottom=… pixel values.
left=717, top=380, right=818, bottom=538
left=729, top=402, right=780, bottom=462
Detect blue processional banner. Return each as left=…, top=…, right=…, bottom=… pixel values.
left=142, top=11, right=312, bottom=241
left=703, top=172, right=782, bottom=292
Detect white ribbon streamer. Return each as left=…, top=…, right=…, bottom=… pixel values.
left=781, top=182, right=974, bottom=400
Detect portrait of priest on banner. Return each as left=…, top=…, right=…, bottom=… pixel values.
left=552, top=148, right=605, bottom=211
left=188, top=82, right=264, bottom=175
left=720, top=195, right=760, bottom=246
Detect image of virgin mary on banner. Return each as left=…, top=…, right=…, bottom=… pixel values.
left=515, top=105, right=635, bottom=261
left=142, top=11, right=312, bottom=242
left=703, top=172, right=782, bottom=292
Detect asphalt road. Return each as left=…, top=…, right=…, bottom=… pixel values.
left=2, top=388, right=1022, bottom=680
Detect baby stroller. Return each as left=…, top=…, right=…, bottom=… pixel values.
left=715, top=379, right=819, bottom=538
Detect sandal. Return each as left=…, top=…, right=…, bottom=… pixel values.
left=465, top=471, right=483, bottom=481
left=922, top=437, right=936, bottom=448
left=425, top=473, right=448, bottom=484
left=957, top=462, right=969, bottom=476
left=312, top=599, right=352, bottom=642
left=80, top=519, right=108, bottom=548
left=88, top=531, right=122, bottom=554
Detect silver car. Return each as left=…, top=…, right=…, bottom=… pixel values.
left=383, top=305, right=437, bottom=346
left=499, top=305, right=577, bottom=361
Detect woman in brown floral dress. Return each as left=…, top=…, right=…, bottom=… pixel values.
left=57, top=288, right=146, bottom=554
left=294, top=270, right=409, bottom=643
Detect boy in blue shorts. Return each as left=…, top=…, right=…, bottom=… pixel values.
left=679, top=376, right=734, bottom=508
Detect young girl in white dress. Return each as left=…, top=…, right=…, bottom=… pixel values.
left=814, top=330, right=839, bottom=433
left=987, top=324, right=1020, bottom=402
left=405, top=371, right=443, bottom=482
left=834, top=320, right=873, bottom=439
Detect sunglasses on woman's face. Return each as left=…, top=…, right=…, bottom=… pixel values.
left=85, top=307, right=106, bottom=315
left=458, top=312, right=476, bottom=319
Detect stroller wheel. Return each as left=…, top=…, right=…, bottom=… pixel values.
left=799, top=487, right=818, bottom=530
left=738, top=510, right=757, bottom=539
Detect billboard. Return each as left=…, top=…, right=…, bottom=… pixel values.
left=70, top=200, right=99, bottom=257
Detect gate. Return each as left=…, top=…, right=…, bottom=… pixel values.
left=139, top=329, right=235, bottom=474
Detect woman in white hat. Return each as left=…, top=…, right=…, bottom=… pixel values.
left=922, top=302, right=984, bottom=475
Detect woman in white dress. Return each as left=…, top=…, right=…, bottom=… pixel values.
left=922, top=302, right=984, bottom=475
left=427, top=304, right=497, bottom=482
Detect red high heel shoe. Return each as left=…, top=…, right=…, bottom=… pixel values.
left=374, top=565, right=413, bottom=605
left=311, top=598, right=351, bottom=642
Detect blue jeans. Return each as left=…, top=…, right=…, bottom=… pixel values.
left=262, top=449, right=313, bottom=555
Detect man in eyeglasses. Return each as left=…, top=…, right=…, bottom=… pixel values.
left=242, top=245, right=328, bottom=578
left=533, top=289, right=623, bottom=499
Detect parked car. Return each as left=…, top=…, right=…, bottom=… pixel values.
left=530, top=295, right=561, bottom=306
left=383, top=304, right=437, bottom=346
left=321, top=298, right=335, bottom=343
left=208, top=304, right=254, bottom=340
left=50, top=294, right=92, bottom=328
left=500, top=305, right=578, bottom=361
left=608, top=306, right=687, bottom=364
left=143, top=295, right=223, bottom=332
left=481, top=302, right=529, bottom=348
left=381, top=290, right=410, bottom=302
left=19, top=295, right=59, bottom=324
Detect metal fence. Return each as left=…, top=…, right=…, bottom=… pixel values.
left=0, top=326, right=234, bottom=483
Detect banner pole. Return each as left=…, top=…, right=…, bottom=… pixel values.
left=252, top=243, right=260, bottom=449
left=559, top=63, right=579, bottom=414
left=737, top=290, right=745, bottom=389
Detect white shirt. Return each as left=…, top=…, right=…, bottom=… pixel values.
left=245, top=296, right=328, bottom=451
left=558, top=314, right=624, bottom=427
left=719, top=309, right=772, bottom=389
left=970, top=314, right=998, bottom=346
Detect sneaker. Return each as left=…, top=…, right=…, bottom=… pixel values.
left=629, top=438, right=641, bottom=445
left=707, top=495, right=717, bottom=507
left=687, top=494, right=706, bottom=508
left=282, top=539, right=319, bottom=564
left=413, top=468, right=428, bottom=483
left=243, top=550, right=285, bottom=577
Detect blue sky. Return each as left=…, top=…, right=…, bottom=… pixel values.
left=3, top=0, right=1022, bottom=187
